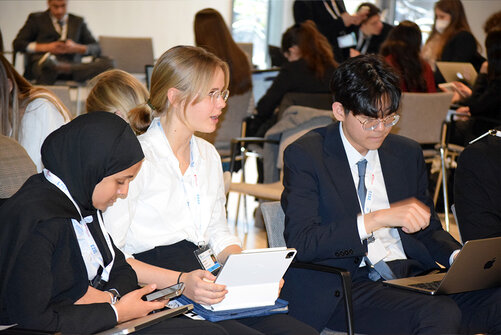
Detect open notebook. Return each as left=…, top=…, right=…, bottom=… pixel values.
left=383, top=237, right=501, bottom=295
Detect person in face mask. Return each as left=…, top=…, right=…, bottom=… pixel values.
left=421, top=0, right=485, bottom=85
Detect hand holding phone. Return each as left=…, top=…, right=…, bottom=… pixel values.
left=144, top=283, right=185, bottom=302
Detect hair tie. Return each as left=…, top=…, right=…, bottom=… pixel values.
left=146, top=99, right=155, bottom=111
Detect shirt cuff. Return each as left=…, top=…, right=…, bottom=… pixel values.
left=109, top=304, right=119, bottom=322
left=26, top=42, right=37, bottom=53
left=357, top=214, right=371, bottom=241
left=449, top=249, right=461, bottom=266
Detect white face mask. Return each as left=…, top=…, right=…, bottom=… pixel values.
left=435, top=19, right=450, bottom=34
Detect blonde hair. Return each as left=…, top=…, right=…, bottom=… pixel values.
left=129, top=45, right=229, bottom=126
left=86, top=69, right=150, bottom=135
left=0, top=54, right=71, bottom=140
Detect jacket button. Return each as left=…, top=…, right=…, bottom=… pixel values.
left=334, top=290, right=340, bottom=297
left=349, top=249, right=353, bottom=255
left=335, top=252, right=340, bottom=257
left=354, top=257, right=360, bottom=264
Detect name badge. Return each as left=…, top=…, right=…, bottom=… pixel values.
left=367, top=237, right=389, bottom=265
left=194, top=245, right=221, bottom=275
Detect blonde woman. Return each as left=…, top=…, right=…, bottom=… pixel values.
left=86, top=69, right=151, bottom=135
left=0, top=54, right=71, bottom=172
left=104, top=46, right=317, bottom=335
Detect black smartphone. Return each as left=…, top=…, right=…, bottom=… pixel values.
left=144, top=282, right=185, bottom=302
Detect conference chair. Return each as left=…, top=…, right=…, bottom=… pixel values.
left=99, top=36, right=154, bottom=74
left=0, top=135, right=36, bottom=204
left=260, top=201, right=354, bottom=335
left=391, top=92, right=455, bottom=230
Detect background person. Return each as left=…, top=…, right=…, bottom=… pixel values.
left=345, top=3, right=393, bottom=59
left=293, top=0, right=365, bottom=63
left=381, top=20, right=436, bottom=92
left=13, top=0, right=113, bottom=84
left=0, top=53, right=71, bottom=172
left=86, top=69, right=151, bottom=135
left=247, top=20, right=337, bottom=138
left=422, top=0, right=484, bottom=84
left=194, top=8, right=253, bottom=152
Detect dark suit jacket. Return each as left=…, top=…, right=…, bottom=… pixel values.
left=454, top=135, right=501, bottom=242
left=434, top=30, right=485, bottom=84
left=13, top=9, right=100, bottom=79
left=280, top=123, right=461, bottom=330
left=0, top=212, right=138, bottom=334
left=255, top=59, right=334, bottom=122
left=293, top=0, right=347, bottom=63
left=340, top=22, right=393, bottom=61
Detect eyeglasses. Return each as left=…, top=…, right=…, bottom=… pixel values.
left=208, top=89, right=229, bottom=103
left=354, top=114, right=400, bottom=131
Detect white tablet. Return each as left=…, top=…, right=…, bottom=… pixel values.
left=205, top=247, right=297, bottom=311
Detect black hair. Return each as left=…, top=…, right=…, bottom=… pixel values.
left=330, top=54, right=401, bottom=118
left=358, top=2, right=381, bottom=24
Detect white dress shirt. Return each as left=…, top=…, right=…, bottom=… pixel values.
left=104, top=118, right=241, bottom=258
left=338, top=123, right=407, bottom=264
left=19, top=98, right=67, bottom=172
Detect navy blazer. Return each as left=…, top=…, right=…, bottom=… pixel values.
left=279, top=122, right=461, bottom=330
left=13, top=9, right=100, bottom=78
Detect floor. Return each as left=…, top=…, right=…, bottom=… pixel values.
left=226, top=156, right=462, bottom=250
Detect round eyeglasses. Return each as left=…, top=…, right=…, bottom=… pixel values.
left=355, top=114, right=400, bottom=131
left=208, top=89, right=229, bottom=103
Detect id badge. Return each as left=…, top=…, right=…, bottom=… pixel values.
left=194, top=245, right=221, bottom=275
left=367, top=237, right=389, bottom=265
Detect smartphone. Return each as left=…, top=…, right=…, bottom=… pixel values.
left=337, top=32, right=357, bottom=49
left=144, top=282, right=185, bottom=302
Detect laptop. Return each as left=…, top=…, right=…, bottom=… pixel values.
left=252, top=69, right=279, bottom=103
left=94, top=304, right=193, bottom=335
left=383, top=237, right=501, bottom=295
left=436, top=61, right=478, bottom=86
left=203, top=247, right=296, bottom=311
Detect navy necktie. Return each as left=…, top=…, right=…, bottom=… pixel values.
left=357, top=159, right=397, bottom=281
left=357, top=159, right=367, bottom=209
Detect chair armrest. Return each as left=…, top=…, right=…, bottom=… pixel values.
left=229, top=137, right=280, bottom=173
left=291, top=262, right=354, bottom=335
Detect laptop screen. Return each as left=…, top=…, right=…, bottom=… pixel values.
left=145, top=64, right=154, bottom=91
left=252, top=69, right=279, bottom=104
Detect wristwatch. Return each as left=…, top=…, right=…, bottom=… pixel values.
left=108, top=289, right=120, bottom=305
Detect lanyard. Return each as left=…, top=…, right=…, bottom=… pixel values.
left=43, top=169, right=115, bottom=282
left=179, top=139, right=204, bottom=247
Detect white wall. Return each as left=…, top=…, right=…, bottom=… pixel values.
left=1, top=0, right=499, bottom=69
left=0, top=0, right=232, bottom=70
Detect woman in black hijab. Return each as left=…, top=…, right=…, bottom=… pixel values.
left=0, top=112, right=228, bottom=335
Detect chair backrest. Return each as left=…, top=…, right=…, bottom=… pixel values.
left=260, top=201, right=286, bottom=248
left=99, top=36, right=154, bottom=73
left=36, top=85, right=75, bottom=117
left=236, top=42, right=253, bottom=67
left=450, top=204, right=464, bottom=244
left=0, top=135, right=36, bottom=199
left=391, top=92, right=453, bottom=145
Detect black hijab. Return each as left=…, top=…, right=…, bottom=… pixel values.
left=42, top=111, right=144, bottom=216
left=0, top=112, right=144, bottom=306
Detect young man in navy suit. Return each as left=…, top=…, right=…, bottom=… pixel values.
left=280, top=55, right=501, bottom=334
left=13, top=0, right=112, bottom=84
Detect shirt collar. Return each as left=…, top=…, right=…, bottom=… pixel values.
left=338, top=122, right=377, bottom=168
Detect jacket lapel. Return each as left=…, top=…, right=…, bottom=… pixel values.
left=322, top=123, right=361, bottom=216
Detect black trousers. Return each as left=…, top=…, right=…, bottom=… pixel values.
left=134, top=240, right=318, bottom=335
left=33, top=57, right=113, bottom=84
left=326, top=260, right=501, bottom=335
